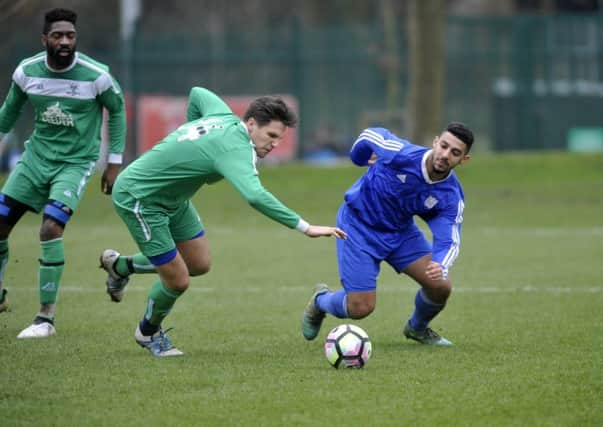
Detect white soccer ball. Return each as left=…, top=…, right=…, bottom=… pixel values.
left=324, top=324, right=372, bottom=369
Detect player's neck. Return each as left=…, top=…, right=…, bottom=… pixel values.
left=46, top=54, right=76, bottom=72
left=428, top=169, right=448, bottom=182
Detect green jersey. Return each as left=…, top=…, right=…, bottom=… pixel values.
left=0, top=51, right=126, bottom=163
left=116, top=87, right=303, bottom=229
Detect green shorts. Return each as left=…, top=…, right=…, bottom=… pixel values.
left=1, top=149, right=96, bottom=213
left=112, top=187, right=204, bottom=258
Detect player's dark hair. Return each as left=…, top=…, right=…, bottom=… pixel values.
left=244, top=96, right=297, bottom=128
left=43, top=8, right=77, bottom=34
left=446, top=122, right=474, bottom=152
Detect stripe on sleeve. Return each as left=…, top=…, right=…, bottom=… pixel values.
left=441, top=200, right=464, bottom=269
left=352, top=129, right=404, bottom=152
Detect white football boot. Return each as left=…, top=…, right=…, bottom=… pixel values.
left=17, top=319, right=56, bottom=339
left=134, top=325, right=184, bottom=357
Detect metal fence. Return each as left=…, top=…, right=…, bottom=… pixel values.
left=2, top=14, right=602, bottom=158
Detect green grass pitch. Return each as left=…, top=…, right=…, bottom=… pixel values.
left=1, top=153, right=602, bottom=426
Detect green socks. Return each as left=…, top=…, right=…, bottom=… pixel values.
left=115, top=253, right=155, bottom=277
left=39, top=238, right=65, bottom=305
left=143, top=280, right=184, bottom=326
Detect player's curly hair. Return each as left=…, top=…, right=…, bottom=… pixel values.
left=446, top=122, right=474, bottom=152
left=43, top=8, right=77, bottom=34
left=244, top=96, right=297, bottom=128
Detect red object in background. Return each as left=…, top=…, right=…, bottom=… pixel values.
left=136, top=95, right=299, bottom=162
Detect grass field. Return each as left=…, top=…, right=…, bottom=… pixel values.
left=1, top=152, right=602, bottom=426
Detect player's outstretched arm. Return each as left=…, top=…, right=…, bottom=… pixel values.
left=304, top=225, right=347, bottom=239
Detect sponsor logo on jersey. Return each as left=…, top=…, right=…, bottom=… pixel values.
left=41, top=102, right=75, bottom=127
left=397, top=174, right=407, bottom=183
left=424, top=195, right=439, bottom=209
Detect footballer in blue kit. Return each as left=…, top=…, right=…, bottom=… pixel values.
left=302, top=122, right=474, bottom=346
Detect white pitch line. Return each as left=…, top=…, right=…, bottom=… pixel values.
left=6, top=285, right=603, bottom=294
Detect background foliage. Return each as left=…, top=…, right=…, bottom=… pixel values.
left=1, top=0, right=602, bottom=158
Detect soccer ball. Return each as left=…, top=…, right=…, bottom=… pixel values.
left=324, top=324, right=372, bottom=369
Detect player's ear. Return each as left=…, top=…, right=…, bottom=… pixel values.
left=246, top=117, right=256, bottom=133
left=460, top=153, right=471, bottom=165
left=432, top=136, right=439, bottom=147
left=41, top=34, right=47, bottom=47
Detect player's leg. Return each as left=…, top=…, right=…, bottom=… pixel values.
left=172, top=200, right=210, bottom=277
left=134, top=249, right=187, bottom=357
left=18, top=162, right=95, bottom=338
left=404, top=253, right=451, bottom=323
left=16, top=202, right=72, bottom=339
left=134, top=201, right=207, bottom=356
left=0, top=194, right=31, bottom=313
left=101, top=233, right=209, bottom=280
left=176, top=233, right=210, bottom=276
left=135, top=201, right=207, bottom=355
left=100, top=200, right=208, bottom=301
left=1, top=154, right=65, bottom=338
left=102, top=250, right=156, bottom=278
left=402, top=254, right=452, bottom=346
left=0, top=156, right=43, bottom=313
left=99, top=176, right=156, bottom=301
left=388, top=227, right=452, bottom=345
left=111, top=193, right=186, bottom=356
left=302, top=205, right=379, bottom=340
left=99, top=249, right=155, bottom=302
left=133, top=247, right=188, bottom=357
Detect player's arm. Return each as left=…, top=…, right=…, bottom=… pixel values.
left=0, top=81, right=28, bottom=138
left=186, top=87, right=232, bottom=122
left=349, top=127, right=404, bottom=166
left=215, top=148, right=346, bottom=239
left=423, top=200, right=465, bottom=280
left=96, top=73, right=126, bottom=194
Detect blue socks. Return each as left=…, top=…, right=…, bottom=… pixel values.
left=316, top=289, right=348, bottom=318
left=314, top=288, right=445, bottom=329
left=409, top=289, right=445, bottom=331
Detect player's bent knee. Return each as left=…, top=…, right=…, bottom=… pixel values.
left=422, top=279, right=452, bottom=303
left=347, top=299, right=376, bottom=319
left=177, top=280, right=190, bottom=292
left=188, top=262, right=210, bottom=277
left=158, top=269, right=190, bottom=292
left=165, top=279, right=190, bottom=293
left=43, top=200, right=72, bottom=228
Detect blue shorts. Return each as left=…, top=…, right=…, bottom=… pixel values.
left=336, top=204, right=431, bottom=292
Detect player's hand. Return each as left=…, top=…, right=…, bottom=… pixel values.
left=101, top=163, right=121, bottom=195
left=368, top=153, right=378, bottom=166
left=425, top=261, right=444, bottom=281
left=304, top=225, right=347, bottom=239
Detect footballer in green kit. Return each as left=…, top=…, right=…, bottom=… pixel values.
left=100, top=86, right=347, bottom=357
left=0, top=9, right=126, bottom=338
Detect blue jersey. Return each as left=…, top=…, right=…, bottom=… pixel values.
left=343, top=127, right=465, bottom=275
